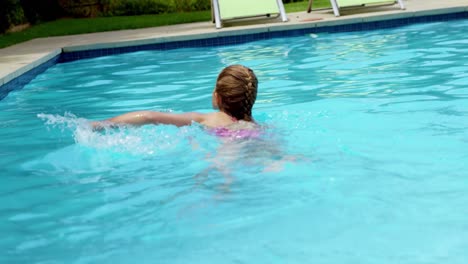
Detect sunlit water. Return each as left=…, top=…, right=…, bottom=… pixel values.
left=1, top=19, right=468, bottom=263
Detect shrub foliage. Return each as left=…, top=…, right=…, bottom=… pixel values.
left=1, top=0, right=304, bottom=34
left=1, top=0, right=64, bottom=33
left=0, top=0, right=26, bottom=33
left=102, top=0, right=211, bottom=16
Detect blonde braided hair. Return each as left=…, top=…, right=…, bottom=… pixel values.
left=215, top=65, right=258, bottom=121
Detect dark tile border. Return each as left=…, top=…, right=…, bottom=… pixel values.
left=0, top=54, right=61, bottom=101
left=1, top=11, right=467, bottom=101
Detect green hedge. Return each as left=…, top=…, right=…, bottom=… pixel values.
left=0, top=0, right=64, bottom=33
left=103, top=0, right=173, bottom=16
left=0, top=0, right=212, bottom=28
left=102, top=0, right=211, bottom=16
left=1, top=0, right=306, bottom=34
left=20, top=0, right=63, bottom=24
left=0, top=0, right=26, bottom=33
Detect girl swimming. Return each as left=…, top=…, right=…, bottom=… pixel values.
left=92, top=64, right=258, bottom=135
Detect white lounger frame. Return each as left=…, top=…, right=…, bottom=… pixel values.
left=307, top=0, right=405, bottom=16
left=212, top=0, right=288, bottom=29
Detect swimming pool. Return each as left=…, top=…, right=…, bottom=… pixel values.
left=1, top=17, right=468, bottom=263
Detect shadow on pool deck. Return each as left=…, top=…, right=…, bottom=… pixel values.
left=0, top=0, right=467, bottom=88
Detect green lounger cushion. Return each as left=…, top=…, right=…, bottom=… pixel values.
left=338, top=0, right=395, bottom=7
left=219, top=0, right=279, bottom=19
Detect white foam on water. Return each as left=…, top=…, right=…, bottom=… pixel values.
left=37, top=113, right=206, bottom=156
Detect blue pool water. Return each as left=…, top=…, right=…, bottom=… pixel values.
left=1, top=19, right=468, bottom=263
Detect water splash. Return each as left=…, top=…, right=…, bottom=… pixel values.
left=37, top=112, right=90, bottom=131
left=36, top=113, right=206, bottom=156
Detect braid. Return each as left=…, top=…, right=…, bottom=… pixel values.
left=242, top=71, right=255, bottom=121
left=215, top=65, right=258, bottom=122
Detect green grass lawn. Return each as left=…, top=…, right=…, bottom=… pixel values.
left=0, top=0, right=330, bottom=49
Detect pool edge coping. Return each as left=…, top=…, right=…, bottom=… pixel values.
left=62, top=6, right=468, bottom=53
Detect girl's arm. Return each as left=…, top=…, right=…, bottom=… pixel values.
left=92, top=111, right=205, bottom=129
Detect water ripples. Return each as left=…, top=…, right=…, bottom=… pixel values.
left=1, top=19, right=468, bottom=263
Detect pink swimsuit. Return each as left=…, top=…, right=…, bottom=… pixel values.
left=210, top=127, right=261, bottom=139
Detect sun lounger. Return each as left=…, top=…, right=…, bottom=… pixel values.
left=307, top=0, right=405, bottom=16
left=212, top=0, right=288, bottom=29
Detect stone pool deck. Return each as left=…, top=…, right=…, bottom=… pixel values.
left=0, top=0, right=467, bottom=87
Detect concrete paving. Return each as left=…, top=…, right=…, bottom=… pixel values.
left=0, top=0, right=467, bottom=87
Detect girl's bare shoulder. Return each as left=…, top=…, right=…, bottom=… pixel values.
left=199, top=112, right=234, bottom=128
